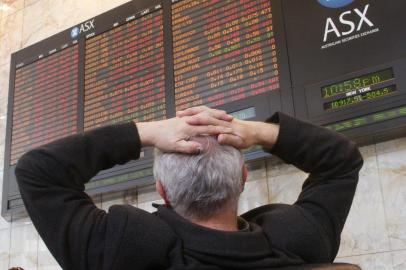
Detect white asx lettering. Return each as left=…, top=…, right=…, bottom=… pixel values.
left=340, top=10, right=355, bottom=35
left=354, top=4, right=374, bottom=31
left=80, top=19, right=95, bottom=33
left=323, top=4, right=374, bottom=42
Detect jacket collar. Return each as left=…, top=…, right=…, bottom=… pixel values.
left=154, top=204, right=272, bottom=258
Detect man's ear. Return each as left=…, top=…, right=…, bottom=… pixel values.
left=156, top=180, right=170, bottom=206
left=241, top=164, right=248, bottom=192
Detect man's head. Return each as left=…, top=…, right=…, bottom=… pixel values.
left=153, top=136, right=246, bottom=220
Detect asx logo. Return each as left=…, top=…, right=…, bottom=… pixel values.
left=318, top=0, right=354, bottom=9
left=70, top=19, right=95, bottom=39
left=323, top=4, right=374, bottom=42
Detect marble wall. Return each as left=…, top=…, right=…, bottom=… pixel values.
left=0, top=0, right=405, bottom=269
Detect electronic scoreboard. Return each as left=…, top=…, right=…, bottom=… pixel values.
left=2, top=0, right=406, bottom=217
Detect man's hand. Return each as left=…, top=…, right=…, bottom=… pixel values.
left=177, top=106, right=280, bottom=149
left=135, top=115, right=233, bottom=154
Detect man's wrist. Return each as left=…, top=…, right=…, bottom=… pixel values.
left=135, top=121, right=157, bottom=147
left=252, top=121, right=280, bottom=149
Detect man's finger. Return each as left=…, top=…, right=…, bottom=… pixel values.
left=184, top=114, right=232, bottom=127
left=192, top=125, right=233, bottom=136
left=208, top=109, right=233, bottom=122
left=174, top=140, right=202, bottom=154
left=176, top=106, right=208, bottom=117
left=177, top=107, right=233, bottom=122
left=218, top=134, right=244, bottom=149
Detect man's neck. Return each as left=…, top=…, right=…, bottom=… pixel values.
left=189, top=207, right=239, bottom=231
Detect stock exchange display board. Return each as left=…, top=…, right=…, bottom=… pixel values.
left=172, top=0, right=280, bottom=110
left=10, top=45, right=79, bottom=165
left=3, top=0, right=406, bottom=216
left=84, top=9, right=166, bottom=130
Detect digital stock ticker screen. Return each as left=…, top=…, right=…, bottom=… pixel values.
left=172, top=0, right=280, bottom=111
left=3, top=0, right=406, bottom=216
left=84, top=9, right=166, bottom=131
left=10, top=44, right=79, bottom=165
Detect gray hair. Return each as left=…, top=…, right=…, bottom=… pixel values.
left=153, top=136, right=244, bottom=219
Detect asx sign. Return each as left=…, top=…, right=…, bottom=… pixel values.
left=318, top=1, right=375, bottom=44
left=71, top=19, right=95, bottom=39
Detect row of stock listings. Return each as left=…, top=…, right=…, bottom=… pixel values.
left=10, top=0, right=280, bottom=165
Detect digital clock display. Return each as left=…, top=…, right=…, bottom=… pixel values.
left=324, top=85, right=396, bottom=110
left=322, top=68, right=394, bottom=98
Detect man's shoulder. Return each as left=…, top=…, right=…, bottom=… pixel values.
left=242, top=203, right=332, bottom=262
left=104, top=204, right=177, bottom=269
left=241, top=203, right=320, bottom=236
left=107, top=204, right=175, bottom=234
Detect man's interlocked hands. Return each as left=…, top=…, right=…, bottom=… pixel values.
left=136, top=106, right=279, bottom=153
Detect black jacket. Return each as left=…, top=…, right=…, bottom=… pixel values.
left=15, top=113, right=363, bottom=270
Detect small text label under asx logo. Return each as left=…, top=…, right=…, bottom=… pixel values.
left=318, top=0, right=355, bottom=8
left=321, top=3, right=380, bottom=49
